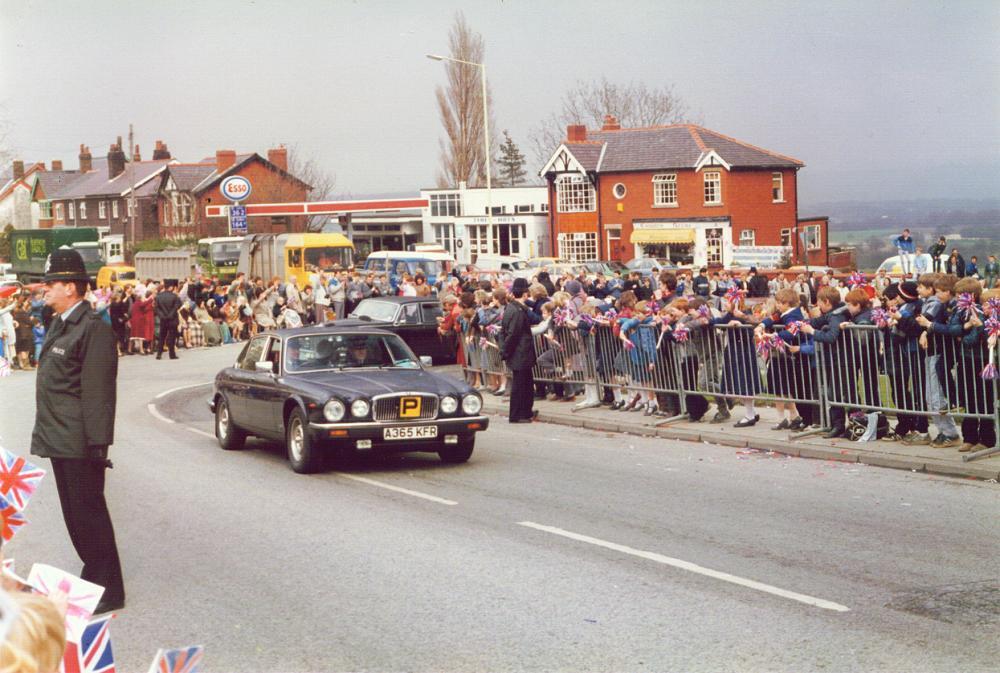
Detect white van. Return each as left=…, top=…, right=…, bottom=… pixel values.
left=877, top=253, right=941, bottom=276
left=474, top=254, right=528, bottom=273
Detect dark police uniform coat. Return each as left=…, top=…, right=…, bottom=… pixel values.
left=500, top=301, right=536, bottom=370
left=31, top=302, right=118, bottom=460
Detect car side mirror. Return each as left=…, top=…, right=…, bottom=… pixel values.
left=419, top=356, right=433, bottom=367
left=255, top=360, right=274, bottom=373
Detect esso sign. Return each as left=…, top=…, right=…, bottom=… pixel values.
left=220, top=175, right=252, bottom=202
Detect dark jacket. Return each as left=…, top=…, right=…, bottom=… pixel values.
left=946, top=254, right=966, bottom=278
left=500, top=300, right=536, bottom=370
left=747, top=274, right=770, bottom=298
left=31, top=303, right=118, bottom=460
left=692, top=274, right=711, bottom=297
left=155, top=290, right=184, bottom=324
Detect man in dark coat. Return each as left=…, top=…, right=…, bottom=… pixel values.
left=747, top=267, right=770, bottom=298
left=31, top=248, right=125, bottom=614
left=154, top=278, right=183, bottom=359
left=501, top=277, right=537, bottom=423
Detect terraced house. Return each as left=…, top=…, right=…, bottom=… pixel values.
left=540, top=117, right=828, bottom=267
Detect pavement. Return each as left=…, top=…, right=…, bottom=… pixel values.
left=461, top=375, right=1000, bottom=483
left=1, top=346, right=998, bottom=672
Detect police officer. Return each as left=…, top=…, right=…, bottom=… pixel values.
left=154, top=278, right=183, bottom=360
left=30, top=249, right=125, bottom=614
left=501, top=278, right=538, bottom=423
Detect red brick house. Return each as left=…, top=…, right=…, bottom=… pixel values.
left=540, top=117, right=828, bottom=267
left=157, top=147, right=311, bottom=239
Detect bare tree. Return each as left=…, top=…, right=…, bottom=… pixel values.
left=434, top=12, right=495, bottom=188
left=527, top=77, right=696, bottom=174
left=254, top=144, right=337, bottom=232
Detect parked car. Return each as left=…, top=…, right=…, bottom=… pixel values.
left=473, top=254, right=529, bottom=273
left=625, top=258, right=679, bottom=286
left=346, top=296, right=456, bottom=365
left=209, top=326, right=488, bottom=473
left=877, top=253, right=941, bottom=276
left=581, top=260, right=629, bottom=279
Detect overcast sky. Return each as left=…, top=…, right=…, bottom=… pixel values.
left=1, top=0, right=997, bottom=208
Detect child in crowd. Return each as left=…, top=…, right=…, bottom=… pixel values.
left=30, top=317, right=44, bottom=365
left=0, top=591, right=66, bottom=673
left=712, top=295, right=760, bottom=427
left=888, top=281, right=930, bottom=443
left=916, top=274, right=961, bottom=448
left=757, top=288, right=808, bottom=430
left=801, top=286, right=851, bottom=438
left=843, top=288, right=883, bottom=413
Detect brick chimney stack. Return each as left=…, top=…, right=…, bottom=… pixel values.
left=216, top=149, right=237, bottom=172
left=133, top=144, right=141, bottom=162
left=52, top=160, right=63, bottom=171
left=601, top=114, right=621, bottom=131
left=566, top=125, right=587, bottom=142
left=79, top=144, right=93, bottom=172
left=267, top=146, right=288, bottom=172
left=152, top=140, right=171, bottom=160
left=12, top=160, right=24, bottom=179
left=108, top=137, right=127, bottom=179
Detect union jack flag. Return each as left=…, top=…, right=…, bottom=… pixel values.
left=61, top=615, right=115, bottom=673
left=0, top=494, right=25, bottom=541
left=146, top=646, right=203, bottom=673
left=0, top=447, right=46, bottom=511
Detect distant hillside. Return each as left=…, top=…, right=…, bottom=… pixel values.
left=812, top=198, right=1000, bottom=271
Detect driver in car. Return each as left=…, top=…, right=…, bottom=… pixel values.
left=346, top=339, right=377, bottom=367
left=286, top=340, right=305, bottom=370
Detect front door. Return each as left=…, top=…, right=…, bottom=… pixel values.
left=233, top=336, right=270, bottom=431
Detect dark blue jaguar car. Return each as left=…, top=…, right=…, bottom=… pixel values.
left=209, top=325, right=488, bottom=473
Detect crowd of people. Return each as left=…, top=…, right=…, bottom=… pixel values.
left=435, top=264, right=999, bottom=453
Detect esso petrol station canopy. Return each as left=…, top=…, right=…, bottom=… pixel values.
left=205, top=197, right=429, bottom=218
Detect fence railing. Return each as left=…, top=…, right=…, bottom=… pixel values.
left=458, top=320, right=999, bottom=461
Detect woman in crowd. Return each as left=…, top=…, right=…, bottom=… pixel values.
left=11, top=298, right=34, bottom=369
left=195, top=298, right=222, bottom=346
left=129, top=286, right=155, bottom=355
left=109, top=291, right=130, bottom=356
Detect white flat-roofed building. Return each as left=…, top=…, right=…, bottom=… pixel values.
left=421, top=182, right=550, bottom=265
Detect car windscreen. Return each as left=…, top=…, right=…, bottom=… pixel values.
left=350, top=300, right=397, bottom=322
left=212, top=242, right=241, bottom=263
left=116, top=270, right=136, bottom=281
left=305, top=246, right=353, bottom=271
left=410, top=260, right=444, bottom=276
left=285, top=333, right=420, bottom=372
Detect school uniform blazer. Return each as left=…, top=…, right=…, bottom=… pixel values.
left=31, top=303, right=118, bottom=460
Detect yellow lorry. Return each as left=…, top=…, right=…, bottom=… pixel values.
left=238, top=233, right=354, bottom=287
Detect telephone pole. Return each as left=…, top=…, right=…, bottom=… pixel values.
left=128, top=124, right=137, bottom=261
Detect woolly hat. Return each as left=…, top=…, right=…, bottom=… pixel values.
left=511, top=277, right=530, bottom=297
left=564, top=280, right=583, bottom=296
left=898, top=281, right=919, bottom=301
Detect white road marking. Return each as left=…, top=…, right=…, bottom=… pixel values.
left=146, top=403, right=175, bottom=425
left=334, top=473, right=458, bottom=506
left=185, top=426, right=216, bottom=439
left=154, top=381, right=215, bottom=400
left=517, top=521, right=850, bottom=612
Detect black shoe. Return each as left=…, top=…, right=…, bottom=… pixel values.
left=531, top=409, right=539, bottom=420
left=788, top=417, right=806, bottom=431
left=610, top=401, right=623, bottom=410
left=169, top=355, right=179, bottom=360
left=824, top=428, right=846, bottom=439
left=510, top=418, right=533, bottom=424
left=734, top=415, right=759, bottom=428
left=93, top=596, right=125, bottom=615
left=771, top=419, right=790, bottom=431
left=155, top=355, right=162, bottom=360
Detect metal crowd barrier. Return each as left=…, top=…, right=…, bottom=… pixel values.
left=459, top=318, right=999, bottom=460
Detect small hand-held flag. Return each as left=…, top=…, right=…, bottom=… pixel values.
left=147, top=646, right=204, bottom=673
left=61, top=614, right=116, bottom=673
left=0, top=447, right=46, bottom=510
left=0, top=494, right=25, bottom=542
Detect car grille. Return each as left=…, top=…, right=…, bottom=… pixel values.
left=372, top=394, right=439, bottom=422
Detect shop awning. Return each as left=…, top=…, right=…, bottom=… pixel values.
left=630, top=228, right=695, bottom=244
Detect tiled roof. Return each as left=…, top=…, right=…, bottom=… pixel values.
left=58, top=159, right=171, bottom=199
left=165, top=164, right=216, bottom=191
left=560, top=124, right=802, bottom=173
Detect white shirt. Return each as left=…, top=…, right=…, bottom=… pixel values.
left=61, top=301, right=86, bottom=321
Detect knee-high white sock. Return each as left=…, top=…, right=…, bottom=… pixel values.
left=744, top=399, right=756, bottom=419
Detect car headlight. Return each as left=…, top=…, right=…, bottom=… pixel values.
left=440, top=396, right=458, bottom=414
left=461, top=394, right=482, bottom=415
left=351, top=399, right=370, bottom=418
left=324, top=399, right=346, bottom=422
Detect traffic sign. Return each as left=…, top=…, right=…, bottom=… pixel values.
left=220, top=175, right=252, bottom=202
left=229, top=204, right=248, bottom=235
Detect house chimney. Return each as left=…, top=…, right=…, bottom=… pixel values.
left=152, top=140, right=171, bottom=160
left=12, top=160, right=24, bottom=179
left=133, top=144, right=141, bottom=162
left=79, top=144, right=93, bottom=172
left=52, top=160, right=63, bottom=171
left=566, top=124, right=587, bottom=142
left=216, top=149, right=237, bottom=172
left=601, top=114, right=621, bottom=131
left=267, top=146, right=288, bottom=172
left=108, top=138, right=127, bottom=179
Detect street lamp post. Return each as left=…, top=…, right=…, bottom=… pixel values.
left=426, top=53, right=493, bottom=243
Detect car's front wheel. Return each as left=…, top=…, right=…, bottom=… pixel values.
left=286, top=407, right=324, bottom=474
left=216, top=397, right=246, bottom=451
left=438, top=436, right=474, bottom=464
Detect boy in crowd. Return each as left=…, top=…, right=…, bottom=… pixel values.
left=888, top=281, right=930, bottom=443
left=915, top=273, right=961, bottom=448
left=800, top=286, right=850, bottom=438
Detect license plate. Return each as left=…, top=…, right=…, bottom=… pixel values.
left=383, top=425, right=438, bottom=440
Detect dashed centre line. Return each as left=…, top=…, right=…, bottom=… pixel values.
left=517, top=521, right=850, bottom=612
left=334, top=473, right=458, bottom=506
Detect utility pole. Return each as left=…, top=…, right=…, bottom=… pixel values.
left=128, top=124, right=137, bottom=261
